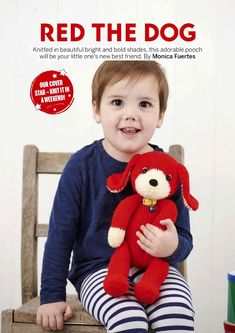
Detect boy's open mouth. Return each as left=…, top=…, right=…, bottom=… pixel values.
left=120, top=127, right=141, bottom=134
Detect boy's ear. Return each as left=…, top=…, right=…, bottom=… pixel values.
left=92, top=101, right=101, bottom=123
left=156, top=112, right=165, bottom=128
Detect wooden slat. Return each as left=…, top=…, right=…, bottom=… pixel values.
left=12, top=323, right=105, bottom=333
left=169, top=144, right=187, bottom=280
left=35, top=224, right=48, bottom=237
left=37, top=152, right=72, bottom=174
left=179, top=261, right=187, bottom=280
left=168, top=144, right=184, bottom=163
left=21, top=145, right=38, bottom=304
left=1, top=309, right=13, bottom=333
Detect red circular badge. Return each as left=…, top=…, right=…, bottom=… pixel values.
left=30, top=70, right=74, bottom=115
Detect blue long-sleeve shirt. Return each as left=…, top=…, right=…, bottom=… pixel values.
left=40, top=139, right=192, bottom=304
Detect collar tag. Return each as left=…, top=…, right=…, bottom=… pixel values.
left=142, top=198, right=157, bottom=212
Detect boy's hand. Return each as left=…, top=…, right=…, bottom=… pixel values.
left=36, top=301, right=73, bottom=331
left=136, top=219, right=179, bottom=258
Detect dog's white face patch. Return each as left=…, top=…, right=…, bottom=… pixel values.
left=135, top=169, right=171, bottom=200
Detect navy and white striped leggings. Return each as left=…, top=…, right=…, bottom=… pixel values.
left=79, top=266, right=194, bottom=332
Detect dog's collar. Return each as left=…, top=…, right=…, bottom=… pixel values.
left=142, top=198, right=157, bottom=206
left=142, top=198, right=157, bottom=212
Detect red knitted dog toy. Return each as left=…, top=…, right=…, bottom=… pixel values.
left=104, top=151, right=199, bottom=304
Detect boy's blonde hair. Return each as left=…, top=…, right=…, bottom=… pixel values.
left=92, top=61, right=169, bottom=115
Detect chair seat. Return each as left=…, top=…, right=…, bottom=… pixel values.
left=11, top=295, right=155, bottom=333
left=14, top=295, right=103, bottom=326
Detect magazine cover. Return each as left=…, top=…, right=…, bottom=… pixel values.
left=1, top=1, right=235, bottom=332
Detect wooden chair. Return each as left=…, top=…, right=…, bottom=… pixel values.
left=1, top=144, right=186, bottom=333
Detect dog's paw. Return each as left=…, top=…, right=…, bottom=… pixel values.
left=104, top=274, right=129, bottom=297
left=135, top=281, right=160, bottom=304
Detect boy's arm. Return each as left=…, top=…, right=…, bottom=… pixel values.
left=40, top=154, right=82, bottom=304
left=166, top=185, right=193, bottom=264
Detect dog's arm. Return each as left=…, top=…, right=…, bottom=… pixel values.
left=154, top=199, right=178, bottom=229
left=108, top=194, right=142, bottom=248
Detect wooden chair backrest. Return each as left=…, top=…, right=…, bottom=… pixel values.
left=21, top=144, right=185, bottom=304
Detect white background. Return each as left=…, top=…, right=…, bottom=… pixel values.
left=1, top=1, right=235, bottom=332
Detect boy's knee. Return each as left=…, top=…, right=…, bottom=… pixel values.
left=106, top=308, right=149, bottom=332
left=149, top=300, right=194, bottom=331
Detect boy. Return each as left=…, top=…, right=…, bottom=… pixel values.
left=37, top=61, right=194, bottom=332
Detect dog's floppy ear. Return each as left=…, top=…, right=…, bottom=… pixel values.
left=177, top=163, right=199, bottom=211
left=107, top=154, right=140, bottom=192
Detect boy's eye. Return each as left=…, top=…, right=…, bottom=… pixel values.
left=140, top=101, right=151, bottom=108
left=111, top=99, right=123, bottom=107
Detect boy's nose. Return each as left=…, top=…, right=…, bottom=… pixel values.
left=122, top=108, right=138, bottom=120
left=123, top=115, right=136, bottom=120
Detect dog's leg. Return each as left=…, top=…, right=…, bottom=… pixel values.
left=104, top=240, right=131, bottom=297
left=134, top=257, right=169, bottom=304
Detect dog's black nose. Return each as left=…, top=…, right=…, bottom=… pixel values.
left=149, top=179, right=158, bottom=187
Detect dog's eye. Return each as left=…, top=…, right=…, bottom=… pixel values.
left=166, top=174, right=172, bottom=181
left=142, top=167, right=148, bottom=174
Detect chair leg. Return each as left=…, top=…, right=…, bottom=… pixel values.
left=1, top=309, right=13, bottom=333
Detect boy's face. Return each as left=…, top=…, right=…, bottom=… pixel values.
left=93, top=74, right=164, bottom=162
